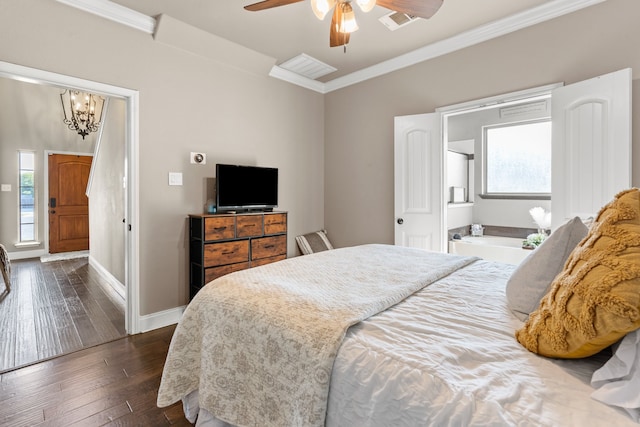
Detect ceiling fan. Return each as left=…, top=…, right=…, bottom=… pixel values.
left=244, top=0, right=444, bottom=48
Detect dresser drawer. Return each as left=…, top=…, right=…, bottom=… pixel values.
left=204, top=240, right=249, bottom=267
left=264, top=213, right=287, bottom=235
left=189, top=212, right=288, bottom=301
left=204, top=216, right=235, bottom=241
left=205, top=262, right=250, bottom=283
left=251, top=235, right=286, bottom=261
left=237, top=215, right=263, bottom=238
left=252, top=254, right=286, bottom=267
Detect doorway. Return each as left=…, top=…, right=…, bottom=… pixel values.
left=0, top=60, right=141, bottom=336
left=0, top=90, right=125, bottom=370
left=394, top=69, right=632, bottom=252
left=443, top=92, right=554, bottom=240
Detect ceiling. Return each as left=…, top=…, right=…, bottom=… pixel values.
left=61, top=0, right=605, bottom=91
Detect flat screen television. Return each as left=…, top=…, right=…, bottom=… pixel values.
left=215, top=163, right=278, bottom=212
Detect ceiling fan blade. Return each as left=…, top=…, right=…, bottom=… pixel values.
left=329, top=5, right=350, bottom=47
left=376, top=0, right=444, bottom=19
left=244, top=0, right=304, bottom=12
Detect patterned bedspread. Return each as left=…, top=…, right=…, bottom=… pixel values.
left=157, top=244, right=477, bottom=427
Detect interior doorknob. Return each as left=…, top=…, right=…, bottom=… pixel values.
left=397, top=218, right=404, bottom=225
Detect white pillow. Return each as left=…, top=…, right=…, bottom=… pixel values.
left=591, top=330, right=640, bottom=422
left=506, top=216, right=588, bottom=321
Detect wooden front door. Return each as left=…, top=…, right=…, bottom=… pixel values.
left=48, top=154, right=92, bottom=254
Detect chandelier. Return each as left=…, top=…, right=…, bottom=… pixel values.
left=60, top=89, right=105, bottom=139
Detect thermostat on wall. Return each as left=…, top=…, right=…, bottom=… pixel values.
left=191, top=152, right=206, bottom=164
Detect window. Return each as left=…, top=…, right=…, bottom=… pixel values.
left=483, top=120, right=551, bottom=198
left=19, top=151, right=36, bottom=242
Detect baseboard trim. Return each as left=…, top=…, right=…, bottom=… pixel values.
left=88, top=255, right=126, bottom=300
left=8, top=248, right=47, bottom=260
left=138, top=306, right=186, bottom=333
left=87, top=254, right=185, bottom=333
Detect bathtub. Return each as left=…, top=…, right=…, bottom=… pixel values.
left=448, top=235, right=532, bottom=265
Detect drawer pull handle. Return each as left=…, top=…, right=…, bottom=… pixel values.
left=214, top=227, right=227, bottom=231
left=263, top=245, right=275, bottom=249
left=221, top=251, right=235, bottom=255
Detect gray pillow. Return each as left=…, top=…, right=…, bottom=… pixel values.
left=506, top=217, right=588, bottom=321
left=295, top=230, right=334, bottom=255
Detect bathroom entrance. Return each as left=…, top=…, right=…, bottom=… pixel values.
left=394, top=68, right=632, bottom=258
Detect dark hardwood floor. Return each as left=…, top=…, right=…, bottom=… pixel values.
left=0, top=257, right=126, bottom=373
left=0, top=325, right=191, bottom=426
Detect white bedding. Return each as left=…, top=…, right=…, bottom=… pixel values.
left=159, top=245, right=477, bottom=426
left=327, top=259, right=636, bottom=426
left=175, top=247, right=638, bottom=426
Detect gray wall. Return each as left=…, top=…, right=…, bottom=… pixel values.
left=325, top=0, right=640, bottom=248
left=0, top=78, right=97, bottom=252
left=88, top=98, right=126, bottom=285
left=0, top=0, right=325, bottom=315
left=2, top=0, right=639, bottom=319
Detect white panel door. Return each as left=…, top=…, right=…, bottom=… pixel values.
left=394, top=113, right=444, bottom=251
left=551, top=68, right=632, bottom=229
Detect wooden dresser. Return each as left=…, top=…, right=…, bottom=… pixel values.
left=188, top=211, right=287, bottom=299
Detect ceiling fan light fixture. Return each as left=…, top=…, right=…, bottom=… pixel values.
left=338, top=2, right=359, bottom=33
left=244, top=0, right=445, bottom=48
left=356, top=0, right=376, bottom=13
left=311, top=0, right=337, bottom=20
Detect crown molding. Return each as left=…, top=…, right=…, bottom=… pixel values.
left=321, top=0, right=606, bottom=93
left=269, top=66, right=327, bottom=93
left=55, top=0, right=605, bottom=93
left=55, top=0, right=156, bottom=34
left=271, top=0, right=606, bottom=93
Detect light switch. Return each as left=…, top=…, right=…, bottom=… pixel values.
left=168, top=172, right=183, bottom=186
left=1, top=184, right=11, bottom=192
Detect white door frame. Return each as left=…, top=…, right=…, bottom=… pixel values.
left=0, top=60, right=141, bottom=334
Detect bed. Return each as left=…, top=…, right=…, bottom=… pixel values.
left=158, top=189, right=640, bottom=426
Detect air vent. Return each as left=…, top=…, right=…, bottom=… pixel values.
left=279, top=53, right=337, bottom=80
left=379, top=11, right=419, bottom=31
left=499, top=100, right=549, bottom=118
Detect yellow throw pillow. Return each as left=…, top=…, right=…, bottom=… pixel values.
left=516, top=188, right=640, bottom=358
